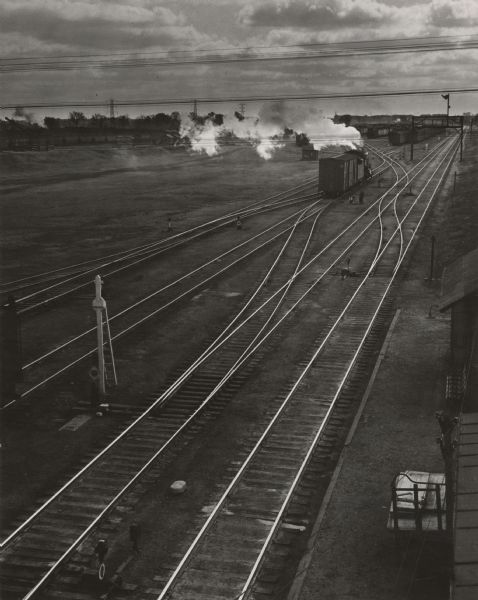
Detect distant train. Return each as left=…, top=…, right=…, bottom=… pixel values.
left=388, top=127, right=446, bottom=145
left=318, top=148, right=371, bottom=196
left=366, top=125, right=391, bottom=139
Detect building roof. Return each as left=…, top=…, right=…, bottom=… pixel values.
left=439, top=247, right=478, bottom=311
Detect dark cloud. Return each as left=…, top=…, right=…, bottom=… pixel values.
left=239, top=0, right=390, bottom=30
left=0, top=4, right=205, bottom=51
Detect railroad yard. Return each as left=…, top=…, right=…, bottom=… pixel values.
left=0, top=124, right=476, bottom=600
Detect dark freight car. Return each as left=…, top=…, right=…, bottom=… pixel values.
left=301, top=144, right=319, bottom=160
left=366, top=125, right=390, bottom=138
left=319, top=149, right=369, bottom=196
left=388, top=126, right=446, bottom=145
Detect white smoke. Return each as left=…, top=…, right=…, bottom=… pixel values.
left=258, top=101, right=361, bottom=150
left=222, top=114, right=285, bottom=160
left=179, top=117, right=220, bottom=157
left=179, top=101, right=361, bottom=160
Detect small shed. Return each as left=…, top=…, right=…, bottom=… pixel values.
left=439, top=248, right=478, bottom=409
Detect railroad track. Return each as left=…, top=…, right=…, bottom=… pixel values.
left=0, top=134, right=460, bottom=599
left=0, top=200, right=329, bottom=598
left=7, top=152, right=395, bottom=407
left=139, top=134, right=461, bottom=600
left=6, top=152, right=397, bottom=409
left=1, top=178, right=319, bottom=313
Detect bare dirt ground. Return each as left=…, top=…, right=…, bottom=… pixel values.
left=2, top=134, right=472, bottom=600
left=295, top=134, right=478, bottom=600
left=0, top=142, right=320, bottom=526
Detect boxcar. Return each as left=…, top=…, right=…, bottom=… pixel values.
left=389, top=127, right=446, bottom=145
left=301, top=144, right=319, bottom=160
left=366, top=125, right=390, bottom=138
left=319, top=150, right=368, bottom=196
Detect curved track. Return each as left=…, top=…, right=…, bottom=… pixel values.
left=0, top=134, right=460, bottom=600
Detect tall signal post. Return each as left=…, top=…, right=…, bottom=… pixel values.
left=92, top=275, right=107, bottom=395
left=410, top=115, right=415, bottom=161
left=442, top=93, right=450, bottom=126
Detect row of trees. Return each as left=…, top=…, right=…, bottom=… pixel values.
left=43, top=111, right=183, bottom=130
left=42, top=109, right=230, bottom=130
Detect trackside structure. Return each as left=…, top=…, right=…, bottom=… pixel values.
left=438, top=247, right=478, bottom=599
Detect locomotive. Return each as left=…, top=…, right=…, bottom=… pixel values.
left=318, top=148, right=371, bottom=196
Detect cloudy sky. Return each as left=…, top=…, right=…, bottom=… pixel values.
left=1, top=0, right=477, bottom=121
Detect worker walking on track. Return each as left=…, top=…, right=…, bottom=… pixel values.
left=129, top=522, right=141, bottom=554
left=95, top=538, right=108, bottom=564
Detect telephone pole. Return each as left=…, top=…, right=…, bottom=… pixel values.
left=410, top=115, right=415, bottom=161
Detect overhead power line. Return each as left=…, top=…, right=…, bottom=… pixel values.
left=0, top=34, right=477, bottom=74
left=2, top=86, right=478, bottom=111
left=1, top=33, right=474, bottom=62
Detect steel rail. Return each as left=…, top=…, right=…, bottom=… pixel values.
left=365, top=144, right=407, bottom=272
left=14, top=136, right=448, bottom=399
left=0, top=176, right=317, bottom=294
left=14, top=190, right=318, bottom=311
left=12, top=136, right=448, bottom=403
left=13, top=201, right=324, bottom=600
left=0, top=175, right=319, bottom=292
left=4, top=137, right=458, bottom=600
left=237, top=132, right=461, bottom=600
left=16, top=149, right=421, bottom=374
left=17, top=201, right=321, bottom=379
left=1, top=205, right=325, bottom=552
left=157, top=133, right=460, bottom=600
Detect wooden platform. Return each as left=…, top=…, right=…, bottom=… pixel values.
left=453, top=413, right=478, bottom=600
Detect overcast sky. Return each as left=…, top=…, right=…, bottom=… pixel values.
left=1, top=0, right=477, bottom=121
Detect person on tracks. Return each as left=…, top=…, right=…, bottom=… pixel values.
left=94, top=538, right=108, bottom=565
left=167, top=217, right=173, bottom=233
left=129, top=522, right=141, bottom=554
left=236, top=215, right=242, bottom=230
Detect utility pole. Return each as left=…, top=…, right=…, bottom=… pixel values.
left=109, top=99, right=115, bottom=119
left=92, top=275, right=107, bottom=396
left=429, top=235, right=435, bottom=281
left=410, top=115, right=415, bottom=161
left=441, top=93, right=450, bottom=126
left=460, top=115, right=464, bottom=162
left=193, top=99, right=198, bottom=119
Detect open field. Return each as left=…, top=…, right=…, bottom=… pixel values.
left=0, top=143, right=318, bottom=282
